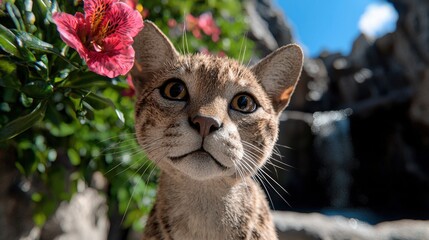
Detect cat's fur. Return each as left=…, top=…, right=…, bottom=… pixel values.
left=131, top=21, right=303, bottom=240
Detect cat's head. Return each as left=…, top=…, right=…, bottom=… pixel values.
left=131, top=21, right=303, bottom=181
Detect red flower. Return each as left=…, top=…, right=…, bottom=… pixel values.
left=185, top=14, right=202, bottom=39
left=53, top=0, right=144, bottom=78
left=121, top=0, right=137, bottom=9
left=121, top=74, right=135, bottom=97
left=167, top=19, right=177, bottom=28
left=185, top=13, right=220, bottom=42
left=198, top=12, right=220, bottom=42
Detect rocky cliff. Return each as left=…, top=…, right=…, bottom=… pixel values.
left=245, top=0, right=429, bottom=238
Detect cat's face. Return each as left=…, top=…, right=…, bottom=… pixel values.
left=131, top=21, right=303, bottom=181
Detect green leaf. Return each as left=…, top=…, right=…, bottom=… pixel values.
left=0, top=60, right=20, bottom=90
left=15, top=36, right=37, bottom=62
left=0, top=76, right=21, bottom=94
left=47, top=122, right=76, bottom=137
left=15, top=162, right=26, bottom=175
left=0, top=24, right=22, bottom=58
left=31, top=192, right=43, bottom=202
left=34, top=0, right=49, bottom=18
left=0, top=101, right=47, bottom=142
left=33, top=212, right=46, bottom=227
left=13, top=31, right=55, bottom=52
left=5, top=2, right=25, bottom=31
left=33, top=60, right=49, bottom=79
left=21, top=81, right=54, bottom=99
left=20, top=93, right=34, bottom=107
left=83, top=92, right=114, bottom=110
left=67, top=148, right=81, bottom=166
left=83, top=92, right=125, bottom=124
left=0, top=59, right=17, bottom=75
left=64, top=71, right=111, bottom=88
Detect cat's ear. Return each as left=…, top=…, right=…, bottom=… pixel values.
left=251, top=44, right=303, bottom=114
left=131, top=20, right=179, bottom=94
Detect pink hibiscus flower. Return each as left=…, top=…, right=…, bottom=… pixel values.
left=53, top=0, right=144, bottom=78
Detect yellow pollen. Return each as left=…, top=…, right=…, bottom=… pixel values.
left=136, top=4, right=143, bottom=13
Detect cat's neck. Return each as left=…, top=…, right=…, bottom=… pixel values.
left=157, top=169, right=252, bottom=200
left=155, top=170, right=259, bottom=239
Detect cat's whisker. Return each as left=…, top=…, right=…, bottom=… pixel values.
left=238, top=34, right=246, bottom=65
left=242, top=141, right=292, bottom=204
left=104, top=142, right=141, bottom=157
left=109, top=140, right=163, bottom=176
left=257, top=165, right=290, bottom=196
left=244, top=150, right=271, bottom=174
left=140, top=154, right=162, bottom=192
left=96, top=132, right=137, bottom=144
left=265, top=155, right=288, bottom=176
left=238, top=153, right=255, bottom=174
left=259, top=171, right=291, bottom=208
left=112, top=150, right=147, bottom=176
left=181, top=11, right=191, bottom=56
left=274, top=142, right=293, bottom=150
left=97, top=140, right=141, bottom=159
left=233, top=160, right=251, bottom=195
left=96, top=136, right=139, bottom=158
left=241, top=140, right=265, bottom=153
left=265, top=160, right=288, bottom=171
left=239, top=32, right=247, bottom=64
left=243, top=150, right=291, bottom=207
left=267, top=157, right=294, bottom=169
left=243, top=140, right=293, bottom=170
left=92, top=140, right=141, bottom=176
left=120, top=165, right=155, bottom=226
left=272, top=146, right=283, bottom=159
left=240, top=154, right=277, bottom=208
left=254, top=171, right=276, bottom=210
left=232, top=161, right=243, bottom=180
left=236, top=155, right=256, bottom=197
left=120, top=149, right=169, bottom=226
left=242, top=143, right=277, bottom=175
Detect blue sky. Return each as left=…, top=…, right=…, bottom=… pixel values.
left=276, top=0, right=398, bottom=57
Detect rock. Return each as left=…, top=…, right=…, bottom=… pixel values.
left=410, top=70, right=429, bottom=134
left=349, top=34, right=372, bottom=69
left=389, top=0, right=429, bottom=63
left=251, top=0, right=429, bottom=219
left=273, top=211, right=429, bottom=240
left=244, top=0, right=294, bottom=57
left=273, top=211, right=375, bottom=239
left=40, top=188, right=109, bottom=240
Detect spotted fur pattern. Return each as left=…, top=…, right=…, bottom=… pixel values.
left=131, top=21, right=303, bottom=240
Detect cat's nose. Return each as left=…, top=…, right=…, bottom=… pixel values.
left=190, top=115, right=222, bottom=137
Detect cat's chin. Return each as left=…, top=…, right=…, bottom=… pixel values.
left=167, top=150, right=235, bottom=181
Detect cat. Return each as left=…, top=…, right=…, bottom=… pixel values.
left=130, top=20, right=303, bottom=240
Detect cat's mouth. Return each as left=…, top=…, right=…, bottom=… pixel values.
left=169, top=149, right=228, bottom=170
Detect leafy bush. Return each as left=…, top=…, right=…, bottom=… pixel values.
left=0, top=0, right=253, bottom=231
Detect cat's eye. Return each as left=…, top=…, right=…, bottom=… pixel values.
left=160, top=79, right=188, bottom=101
left=230, top=94, right=257, bottom=113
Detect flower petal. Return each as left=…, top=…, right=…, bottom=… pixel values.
left=86, top=36, right=135, bottom=78
left=52, top=12, right=88, bottom=58
left=102, top=2, right=144, bottom=39
left=84, top=0, right=116, bottom=31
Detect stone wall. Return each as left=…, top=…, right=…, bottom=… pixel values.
left=245, top=0, right=429, bottom=230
